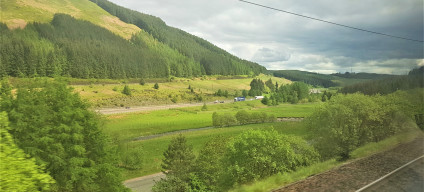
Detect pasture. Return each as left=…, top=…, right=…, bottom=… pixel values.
left=70, top=74, right=291, bottom=107
left=120, top=121, right=309, bottom=179
left=104, top=101, right=319, bottom=142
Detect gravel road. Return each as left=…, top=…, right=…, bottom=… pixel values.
left=124, top=172, right=165, bottom=192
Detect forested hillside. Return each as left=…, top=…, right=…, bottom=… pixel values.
left=89, top=0, right=266, bottom=76
left=340, top=67, right=424, bottom=95
left=272, top=70, right=337, bottom=87
left=0, top=0, right=265, bottom=79
left=332, top=72, right=395, bottom=79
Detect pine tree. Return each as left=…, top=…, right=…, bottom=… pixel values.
left=162, top=134, right=195, bottom=180
left=122, top=85, right=132, bottom=96
left=139, top=78, right=146, bottom=85
left=2, top=80, right=129, bottom=191
left=0, top=112, right=55, bottom=191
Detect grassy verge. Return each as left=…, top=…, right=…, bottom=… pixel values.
left=229, top=128, right=423, bottom=192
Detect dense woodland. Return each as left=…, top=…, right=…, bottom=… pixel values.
left=332, top=72, right=395, bottom=79
left=89, top=0, right=265, bottom=76
left=340, top=67, right=424, bottom=95
left=0, top=12, right=265, bottom=79
left=272, top=70, right=337, bottom=88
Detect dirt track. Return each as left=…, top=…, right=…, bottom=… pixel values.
left=273, top=137, right=424, bottom=192
left=96, top=100, right=234, bottom=115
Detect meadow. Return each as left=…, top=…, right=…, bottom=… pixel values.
left=119, top=121, right=308, bottom=179
left=70, top=74, right=291, bottom=107
left=104, top=100, right=319, bottom=142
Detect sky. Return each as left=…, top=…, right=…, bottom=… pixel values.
left=109, top=0, right=423, bottom=74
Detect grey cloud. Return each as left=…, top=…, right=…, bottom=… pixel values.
left=110, top=0, right=423, bottom=74
left=252, top=47, right=291, bottom=62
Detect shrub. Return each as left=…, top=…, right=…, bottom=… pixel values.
left=139, top=78, right=146, bottom=85
left=235, top=110, right=249, bottom=125
left=212, top=112, right=238, bottom=127
left=201, top=103, right=208, bottom=111
left=122, top=85, right=131, bottom=96
left=221, top=129, right=318, bottom=187
left=307, top=93, right=414, bottom=160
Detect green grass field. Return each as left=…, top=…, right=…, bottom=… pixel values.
left=120, top=121, right=309, bottom=179
left=104, top=101, right=319, bottom=142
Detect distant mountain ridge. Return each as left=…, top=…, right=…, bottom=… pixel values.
left=0, top=0, right=265, bottom=79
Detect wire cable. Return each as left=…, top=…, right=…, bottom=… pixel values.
left=239, top=0, right=424, bottom=43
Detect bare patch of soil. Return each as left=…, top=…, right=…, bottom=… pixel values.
left=273, top=137, right=424, bottom=192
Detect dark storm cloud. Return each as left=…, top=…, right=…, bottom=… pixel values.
left=110, top=0, right=423, bottom=74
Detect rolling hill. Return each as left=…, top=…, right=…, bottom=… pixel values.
left=0, top=0, right=140, bottom=39
left=0, top=0, right=266, bottom=79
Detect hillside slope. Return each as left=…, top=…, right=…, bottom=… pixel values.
left=0, top=0, right=265, bottom=79
left=0, top=0, right=140, bottom=39
left=89, top=0, right=266, bottom=76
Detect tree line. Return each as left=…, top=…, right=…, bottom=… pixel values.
left=272, top=70, right=337, bottom=88
left=248, top=78, right=316, bottom=105
left=340, top=67, right=424, bottom=95
left=212, top=110, right=277, bottom=127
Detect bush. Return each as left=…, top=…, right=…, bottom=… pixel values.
left=122, top=85, right=131, bottom=96
left=221, top=129, right=318, bottom=187
left=307, top=93, right=414, bottom=160
left=152, top=176, right=189, bottom=192
left=235, top=110, right=249, bottom=125
left=119, top=145, right=143, bottom=170
left=154, top=83, right=159, bottom=89
left=214, top=111, right=277, bottom=127
left=212, top=112, right=238, bottom=127
left=201, top=103, right=208, bottom=111
left=139, top=78, right=145, bottom=85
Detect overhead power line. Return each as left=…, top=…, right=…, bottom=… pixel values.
left=239, top=0, right=424, bottom=43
